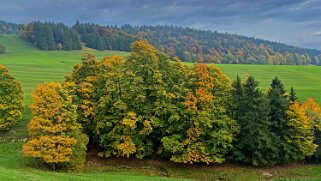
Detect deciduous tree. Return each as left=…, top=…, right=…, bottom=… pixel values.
left=0, top=65, right=24, bottom=131
left=285, top=101, right=317, bottom=160
left=23, top=82, right=88, bottom=170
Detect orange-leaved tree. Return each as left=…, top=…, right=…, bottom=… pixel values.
left=0, top=65, right=24, bottom=131
left=22, top=82, right=88, bottom=170
left=302, top=98, right=321, bottom=161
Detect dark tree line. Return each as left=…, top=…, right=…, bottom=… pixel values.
left=0, top=20, right=18, bottom=34
left=19, top=22, right=82, bottom=50
left=73, top=21, right=135, bottom=51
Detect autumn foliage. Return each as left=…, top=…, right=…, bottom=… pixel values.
left=286, top=101, right=317, bottom=159
left=23, top=82, right=88, bottom=170
left=161, top=63, right=238, bottom=164
left=0, top=65, right=24, bottom=131
left=18, top=40, right=321, bottom=170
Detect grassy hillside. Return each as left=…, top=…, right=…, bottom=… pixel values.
left=0, top=34, right=130, bottom=104
left=213, top=64, right=321, bottom=103
left=2, top=34, right=321, bottom=180
left=180, top=63, right=321, bottom=104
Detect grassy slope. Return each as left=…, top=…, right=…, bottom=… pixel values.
left=216, top=64, right=321, bottom=103
left=1, top=35, right=321, bottom=180
left=182, top=63, right=321, bottom=104
left=0, top=34, right=130, bottom=104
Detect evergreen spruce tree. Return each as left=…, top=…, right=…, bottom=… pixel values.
left=268, top=77, right=289, bottom=136
left=232, top=76, right=278, bottom=166
left=34, top=23, right=55, bottom=50
left=96, top=37, right=105, bottom=50
left=71, top=31, right=82, bottom=50
left=290, top=86, right=298, bottom=102
left=231, top=75, right=244, bottom=119
left=42, top=26, right=55, bottom=50
left=63, top=31, right=73, bottom=50
left=267, top=77, right=294, bottom=163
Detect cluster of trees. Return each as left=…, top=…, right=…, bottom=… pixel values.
left=0, top=20, right=18, bottom=34
left=120, top=25, right=320, bottom=65
left=231, top=76, right=320, bottom=165
left=20, top=41, right=321, bottom=171
left=73, top=23, right=321, bottom=65
left=0, top=44, right=5, bottom=54
left=0, top=65, right=24, bottom=131
left=73, top=21, right=134, bottom=51
left=19, top=22, right=82, bottom=50
left=7, top=19, right=320, bottom=65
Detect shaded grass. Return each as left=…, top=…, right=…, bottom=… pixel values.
left=0, top=142, right=179, bottom=181
left=2, top=140, right=321, bottom=181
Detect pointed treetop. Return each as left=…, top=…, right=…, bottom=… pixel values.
left=290, top=86, right=298, bottom=102
left=270, top=76, right=286, bottom=94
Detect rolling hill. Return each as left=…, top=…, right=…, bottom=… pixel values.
left=5, top=20, right=321, bottom=65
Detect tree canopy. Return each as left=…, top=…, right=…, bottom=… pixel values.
left=0, top=65, right=24, bottom=131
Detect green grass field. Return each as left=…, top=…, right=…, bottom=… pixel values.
left=183, top=63, right=321, bottom=104
left=217, top=64, right=321, bottom=103
left=1, top=34, right=321, bottom=180
left=0, top=34, right=130, bottom=104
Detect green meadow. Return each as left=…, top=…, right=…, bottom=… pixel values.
left=216, top=64, right=321, bottom=103
left=1, top=34, right=321, bottom=180
left=183, top=63, right=321, bottom=104
left=0, top=35, right=130, bottom=104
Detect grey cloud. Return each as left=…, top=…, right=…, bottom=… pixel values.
left=313, top=31, right=321, bottom=36
left=1, top=0, right=321, bottom=49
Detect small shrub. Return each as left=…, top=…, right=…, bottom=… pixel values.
left=0, top=45, right=5, bottom=54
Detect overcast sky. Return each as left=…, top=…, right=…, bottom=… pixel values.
left=1, top=0, right=321, bottom=49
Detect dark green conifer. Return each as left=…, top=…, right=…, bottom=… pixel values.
left=290, top=86, right=298, bottom=102
left=232, top=76, right=278, bottom=166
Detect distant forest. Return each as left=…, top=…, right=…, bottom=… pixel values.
left=2, top=20, right=321, bottom=65
left=0, top=20, right=18, bottom=34
left=19, top=22, right=81, bottom=50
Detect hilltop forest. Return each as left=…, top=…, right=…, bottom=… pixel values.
left=0, top=20, right=18, bottom=34
left=2, top=20, right=321, bottom=65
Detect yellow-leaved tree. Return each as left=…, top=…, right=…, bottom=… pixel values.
left=22, top=82, right=88, bottom=170
left=161, top=63, right=238, bottom=164
left=286, top=101, right=317, bottom=159
left=302, top=98, right=321, bottom=161
left=0, top=65, right=24, bottom=131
